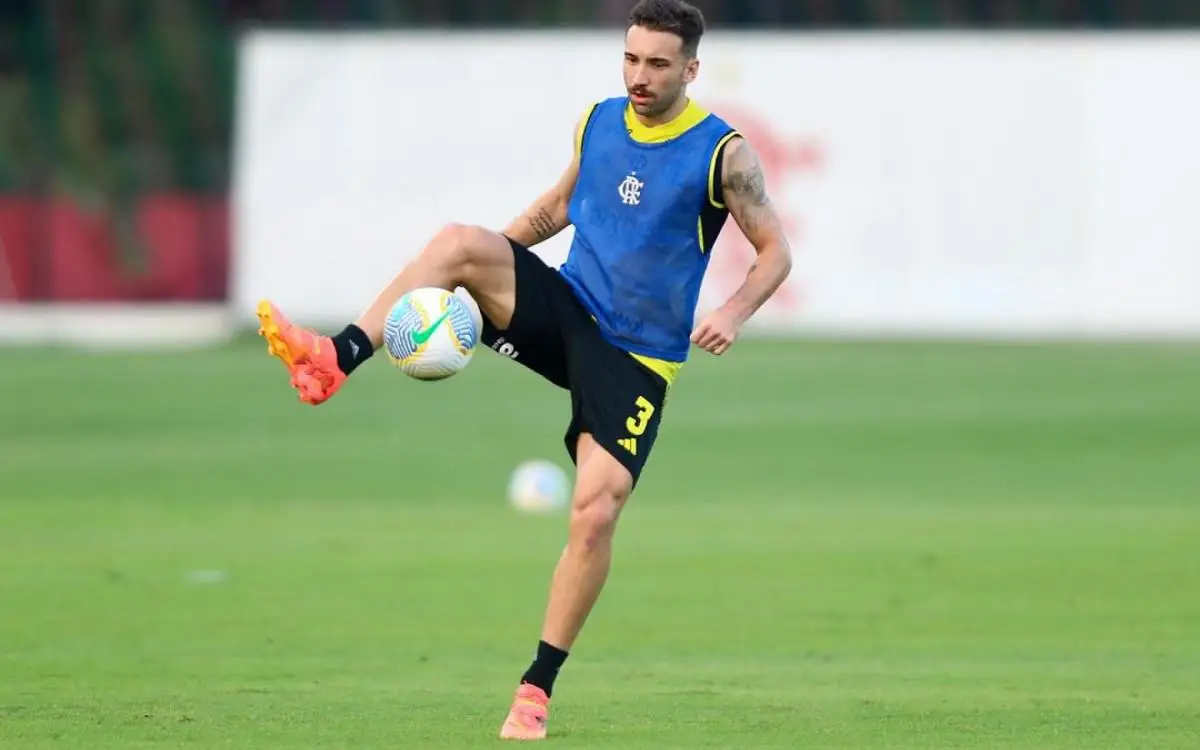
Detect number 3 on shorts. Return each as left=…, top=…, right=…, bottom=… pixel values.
left=626, top=396, right=656, bottom=436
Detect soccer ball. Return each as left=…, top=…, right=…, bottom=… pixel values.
left=383, top=287, right=480, bottom=380
left=507, top=460, right=571, bottom=514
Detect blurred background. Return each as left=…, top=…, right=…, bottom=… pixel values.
left=2, top=3, right=1198, bottom=748
left=1, top=0, right=1199, bottom=310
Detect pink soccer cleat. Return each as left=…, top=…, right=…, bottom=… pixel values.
left=499, top=683, right=550, bottom=741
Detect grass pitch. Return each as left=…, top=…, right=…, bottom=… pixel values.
left=1, top=336, right=1198, bottom=748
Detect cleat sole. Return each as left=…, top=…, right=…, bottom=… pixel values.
left=256, top=300, right=295, bottom=370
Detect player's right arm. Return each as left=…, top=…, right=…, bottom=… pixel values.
left=500, top=113, right=587, bottom=248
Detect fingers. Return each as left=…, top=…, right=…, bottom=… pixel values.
left=690, top=322, right=734, bottom=355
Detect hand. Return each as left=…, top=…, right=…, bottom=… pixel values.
left=690, top=307, right=743, bottom=356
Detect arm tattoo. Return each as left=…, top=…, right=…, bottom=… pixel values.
left=527, top=207, right=557, bottom=242
left=723, top=141, right=769, bottom=208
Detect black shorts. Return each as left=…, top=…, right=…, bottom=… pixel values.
left=480, top=238, right=669, bottom=486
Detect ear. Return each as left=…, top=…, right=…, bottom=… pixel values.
left=684, top=57, right=699, bottom=83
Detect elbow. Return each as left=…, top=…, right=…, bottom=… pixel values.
left=772, top=238, right=793, bottom=280
left=554, top=197, right=571, bottom=226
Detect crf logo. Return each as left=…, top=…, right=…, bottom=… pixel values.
left=491, top=338, right=519, bottom=359
left=617, top=172, right=644, bottom=205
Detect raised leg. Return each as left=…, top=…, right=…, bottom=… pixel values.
left=256, top=224, right=517, bottom=404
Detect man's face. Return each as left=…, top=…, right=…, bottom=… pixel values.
left=623, top=24, right=698, bottom=118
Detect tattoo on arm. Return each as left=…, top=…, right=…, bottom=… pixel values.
left=723, top=141, right=769, bottom=208
left=721, top=139, right=777, bottom=238
left=527, top=207, right=557, bottom=242
left=716, top=140, right=792, bottom=320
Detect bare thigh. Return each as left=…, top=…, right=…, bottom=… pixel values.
left=434, top=223, right=518, bottom=330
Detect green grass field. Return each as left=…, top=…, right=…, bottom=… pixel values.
left=2, top=336, right=1198, bottom=748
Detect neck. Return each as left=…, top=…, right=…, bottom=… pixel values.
left=633, top=95, right=689, bottom=127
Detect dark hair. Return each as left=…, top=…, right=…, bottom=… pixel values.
left=628, top=0, right=706, bottom=57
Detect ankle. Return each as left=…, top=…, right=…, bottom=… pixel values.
left=520, top=640, right=569, bottom=697
left=331, top=324, right=374, bottom=374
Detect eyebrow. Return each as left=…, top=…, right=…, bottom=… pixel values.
left=625, top=52, right=672, bottom=63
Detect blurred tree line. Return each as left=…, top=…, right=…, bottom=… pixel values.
left=0, top=0, right=1197, bottom=197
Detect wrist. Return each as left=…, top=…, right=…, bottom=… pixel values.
left=720, top=300, right=753, bottom=327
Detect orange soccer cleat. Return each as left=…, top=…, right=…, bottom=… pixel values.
left=499, top=683, right=550, bottom=741
left=255, top=300, right=347, bottom=405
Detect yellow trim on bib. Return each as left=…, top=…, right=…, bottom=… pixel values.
left=575, top=102, right=600, bottom=157
left=630, top=353, right=682, bottom=386
left=624, top=99, right=709, bottom=143
left=707, top=130, right=741, bottom=209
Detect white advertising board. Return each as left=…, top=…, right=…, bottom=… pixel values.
left=233, top=31, right=1200, bottom=338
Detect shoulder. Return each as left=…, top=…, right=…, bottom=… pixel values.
left=707, top=131, right=744, bottom=209
left=574, top=98, right=624, bottom=155
left=690, top=105, right=743, bottom=199
left=719, top=135, right=770, bottom=209
left=723, top=133, right=775, bottom=183
left=718, top=133, right=753, bottom=176
left=580, top=97, right=627, bottom=126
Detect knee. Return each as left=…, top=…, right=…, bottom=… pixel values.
left=428, top=222, right=492, bottom=280
left=568, top=486, right=628, bottom=551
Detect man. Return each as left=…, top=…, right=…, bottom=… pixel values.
left=255, top=0, right=791, bottom=740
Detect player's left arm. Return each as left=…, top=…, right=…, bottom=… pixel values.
left=690, top=136, right=793, bottom=356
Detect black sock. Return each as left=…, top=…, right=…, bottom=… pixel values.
left=521, top=640, right=569, bottom=697
left=331, top=324, right=374, bottom=375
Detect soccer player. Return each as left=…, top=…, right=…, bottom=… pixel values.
left=255, top=0, right=792, bottom=740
